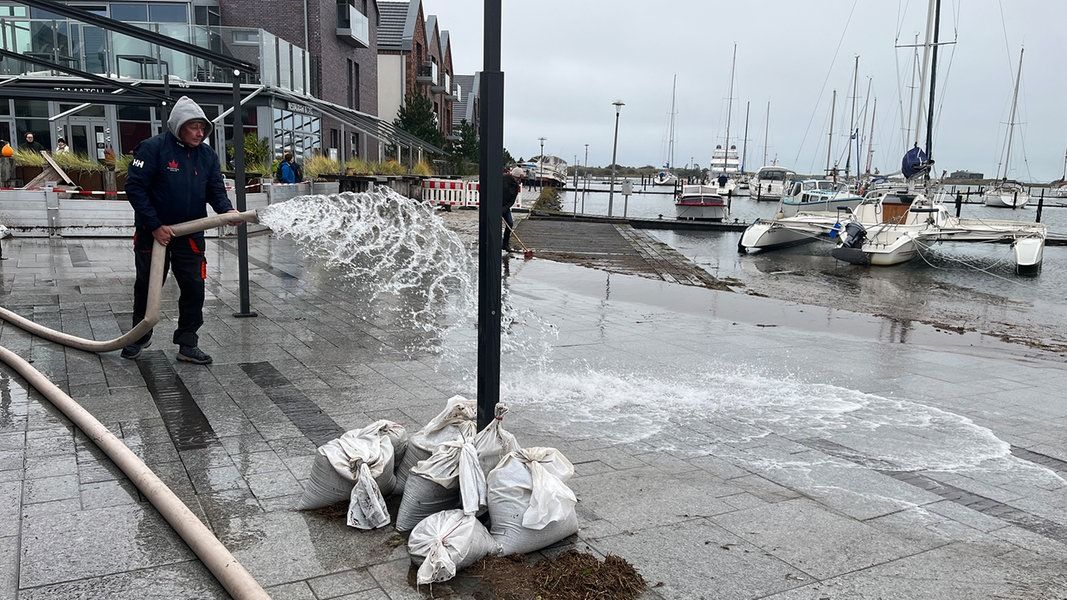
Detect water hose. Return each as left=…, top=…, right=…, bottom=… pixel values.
left=0, top=210, right=271, bottom=600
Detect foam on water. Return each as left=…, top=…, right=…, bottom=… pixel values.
left=502, top=367, right=1063, bottom=485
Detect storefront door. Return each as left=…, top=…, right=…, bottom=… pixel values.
left=67, top=119, right=108, bottom=160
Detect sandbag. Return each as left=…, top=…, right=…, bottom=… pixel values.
left=395, top=435, right=485, bottom=532
left=395, top=396, right=476, bottom=493
left=487, top=447, right=579, bottom=555
left=408, top=509, right=501, bottom=585
left=347, top=463, right=389, bottom=529
left=296, top=420, right=407, bottom=511
left=473, top=404, right=521, bottom=477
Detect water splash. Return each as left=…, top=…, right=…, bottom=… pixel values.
left=258, top=187, right=555, bottom=359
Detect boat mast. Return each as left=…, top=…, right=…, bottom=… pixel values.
left=722, top=42, right=737, bottom=173
left=826, top=90, right=836, bottom=175
left=865, top=98, right=877, bottom=176
left=741, top=101, right=750, bottom=175
left=668, top=74, right=677, bottom=170
left=846, top=55, right=858, bottom=178
left=904, top=33, right=918, bottom=150
left=1000, top=47, right=1023, bottom=182
left=913, top=0, right=937, bottom=149
left=1062, top=146, right=1067, bottom=181
left=924, top=0, right=942, bottom=161
left=763, top=101, right=770, bottom=166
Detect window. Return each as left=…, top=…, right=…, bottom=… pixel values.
left=347, top=59, right=355, bottom=109
left=336, top=0, right=349, bottom=27
left=110, top=3, right=147, bottom=21
left=149, top=3, right=188, bottom=23
left=194, top=6, right=221, bottom=26
left=352, top=63, right=360, bottom=111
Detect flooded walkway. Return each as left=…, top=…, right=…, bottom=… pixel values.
left=516, top=217, right=737, bottom=290
left=0, top=233, right=1064, bottom=599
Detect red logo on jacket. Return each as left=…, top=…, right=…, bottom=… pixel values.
left=166, top=159, right=180, bottom=172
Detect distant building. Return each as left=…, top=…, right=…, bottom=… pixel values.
left=451, top=73, right=480, bottom=139
left=376, top=1, right=457, bottom=138
left=948, top=170, right=984, bottom=180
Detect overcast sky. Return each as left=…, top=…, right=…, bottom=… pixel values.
left=424, top=0, right=1067, bottom=181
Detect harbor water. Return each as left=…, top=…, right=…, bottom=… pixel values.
left=528, top=180, right=1067, bottom=349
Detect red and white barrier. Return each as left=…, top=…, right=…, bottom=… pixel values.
left=421, top=178, right=525, bottom=209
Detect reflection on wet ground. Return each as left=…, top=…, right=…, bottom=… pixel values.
left=0, top=224, right=1065, bottom=598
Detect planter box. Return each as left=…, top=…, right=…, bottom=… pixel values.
left=15, top=165, right=43, bottom=184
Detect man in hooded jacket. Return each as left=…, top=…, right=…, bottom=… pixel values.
left=122, top=96, right=241, bottom=364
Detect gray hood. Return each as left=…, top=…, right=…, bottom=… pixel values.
left=167, top=96, right=213, bottom=138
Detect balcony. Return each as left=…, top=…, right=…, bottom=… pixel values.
left=431, top=70, right=447, bottom=93
left=416, top=61, right=435, bottom=84
left=0, top=17, right=311, bottom=93
left=336, top=3, right=370, bottom=48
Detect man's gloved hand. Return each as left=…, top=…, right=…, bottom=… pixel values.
left=152, top=225, right=174, bottom=246
left=225, top=209, right=245, bottom=226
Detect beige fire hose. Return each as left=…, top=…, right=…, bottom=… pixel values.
left=0, top=210, right=271, bottom=600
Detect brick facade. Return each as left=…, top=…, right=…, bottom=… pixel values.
left=221, top=0, right=380, bottom=158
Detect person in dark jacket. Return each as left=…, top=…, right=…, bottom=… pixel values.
left=122, top=96, right=241, bottom=364
left=502, top=166, right=523, bottom=253
left=276, top=152, right=301, bottom=183
left=22, top=132, right=44, bottom=153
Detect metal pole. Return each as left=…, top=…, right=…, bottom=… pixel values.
left=1036, top=189, right=1044, bottom=223
left=538, top=136, right=546, bottom=189
left=582, top=143, right=588, bottom=214
left=826, top=90, right=836, bottom=175
left=232, top=73, right=256, bottom=318
left=608, top=101, right=623, bottom=216
left=740, top=100, right=750, bottom=175
left=477, top=0, right=504, bottom=432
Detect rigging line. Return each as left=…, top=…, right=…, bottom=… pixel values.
left=996, top=0, right=1014, bottom=84
left=912, top=239, right=1025, bottom=287
left=895, top=0, right=913, bottom=41
left=792, top=0, right=860, bottom=167
left=931, top=32, right=958, bottom=149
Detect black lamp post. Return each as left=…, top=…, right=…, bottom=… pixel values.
left=477, top=0, right=504, bottom=431
left=607, top=100, right=624, bottom=217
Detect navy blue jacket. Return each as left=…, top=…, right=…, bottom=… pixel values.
left=125, top=131, right=233, bottom=234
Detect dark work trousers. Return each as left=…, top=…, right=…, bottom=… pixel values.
left=132, top=229, right=207, bottom=348
left=502, top=208, right=514, bottom=251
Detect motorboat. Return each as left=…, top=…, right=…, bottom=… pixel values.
left=780, top=179, right=864, bottom=216
left=982, top=180, right=1029, bottom=208
left=750, top=166, right=796, bottom=200
left=675, top=185, right=727, bottom=221
left=520, top=155, right=568, bottom=187
left=832, top=191, right=1045, bottom=274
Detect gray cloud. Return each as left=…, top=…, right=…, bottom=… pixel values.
left=426, top=0, right=1067, bottom=181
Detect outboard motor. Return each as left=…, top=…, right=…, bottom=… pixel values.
left=831, top=220, right=871, bottom=265
left=840, top=221, right=867, bottom=249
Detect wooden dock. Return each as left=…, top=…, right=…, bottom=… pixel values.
left=513, top=218, right=738, bottom=291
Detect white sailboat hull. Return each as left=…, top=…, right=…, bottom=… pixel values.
left=982, top=190, right=1029, bottom=208
left=740, top=221, right=821, bottom=251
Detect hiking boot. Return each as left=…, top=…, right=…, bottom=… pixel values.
left=177, top=345, right=213, bottom=365
left=120, top=339, right=151, bottom=360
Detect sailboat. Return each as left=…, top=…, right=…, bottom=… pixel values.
left=741, top=0, right=1046, bottom=275
left=710, top=43, right=739, bottom=196
left=1051, top=148, right=1067, bottom=197
left=983, top=47, right=1030, bottom=208
left=653, top=75, right=679, bottom=187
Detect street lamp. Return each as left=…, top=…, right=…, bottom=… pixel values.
left=538, top=136, right=546, bottom=188
left=584, top=141, right=593, bottom=212
left=608, top=100, right=624, bottom=217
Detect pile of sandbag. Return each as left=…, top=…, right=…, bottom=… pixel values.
left=296, top=397, right=581, bottom=585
